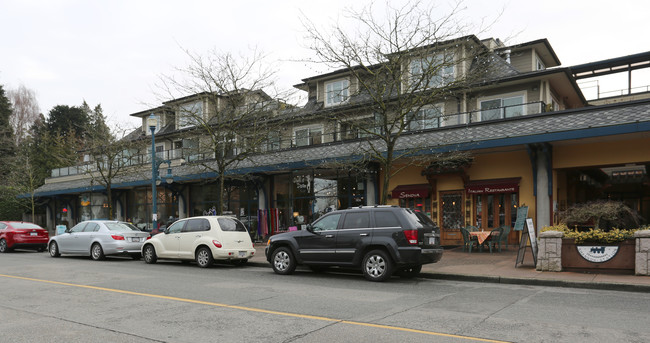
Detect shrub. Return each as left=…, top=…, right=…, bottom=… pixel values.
left=541, top=224, right=646, bottom=244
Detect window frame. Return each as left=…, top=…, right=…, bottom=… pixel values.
left=478, top=92, right=527, bottom=121
left=293, top=125, right=323, bottom=147
left=324, top=78, right=350, bottom=107
left=178, top=100, right=204, bottom=129
left=406, top=104, right=444, bottom=131
left=409, top=53, right=456, bottom=89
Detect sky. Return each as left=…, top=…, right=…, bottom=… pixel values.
left=2, top=0, right=650, bottom=131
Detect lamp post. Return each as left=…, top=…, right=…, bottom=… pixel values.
left=147, top=114, right=174, bottom=232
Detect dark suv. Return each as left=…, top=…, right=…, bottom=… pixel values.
left=265, top=206, right=442, bottom=281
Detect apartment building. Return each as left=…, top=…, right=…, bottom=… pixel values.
left=32, top=35, right=650, bottom=246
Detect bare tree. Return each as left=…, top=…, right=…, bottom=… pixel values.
left=159, top=48, right=294, bottom=214
left=82, top=103, right=138, bottom=220
left=8, top=84, right=40, bottom=146
left=301, top=0, right=496, bottom=203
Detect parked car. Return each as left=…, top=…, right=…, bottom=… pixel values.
left=0, top=221, right=49, bottom=253
left=265, top=206, right=443, bottom=282
left=142, top=216, right=255, bottom=268
left=48, top=220, right=149, bottom=260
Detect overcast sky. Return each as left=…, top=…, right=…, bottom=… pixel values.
left=2, top=0, right=649, bottom=130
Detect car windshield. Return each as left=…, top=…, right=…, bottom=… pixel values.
left=11, top=223, right=43, bottom=229
left=105, top=222, right=141, bottom=232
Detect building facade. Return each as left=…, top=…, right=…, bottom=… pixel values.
left=31, top=36, right=650, bottom=247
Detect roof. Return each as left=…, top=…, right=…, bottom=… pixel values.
left=570, top=51, right=650, bottom=79
left=31, top=99, right=650, bottom=197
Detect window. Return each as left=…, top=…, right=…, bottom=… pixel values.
left=479, top=94, right=525, bottom=121
left=178, top=101, right=203, bottom=129
left=342, top=212, right=370, bottom=229
left=70, top=223, right=86, bottom=233
left=374, top=211, right=400, bottom=228
left=184, top=219, right=211, bottom=232
left=294, top=126, right=323, bottom=147
left=325, top=79, right=349, bottom=107
left=536, top=56, right=545, bottom=71
left=83, top=223, right=100, bottom=232
left=312, top=213, right=341, bottom=231
left=218, top=218, right=247, bottom=232
left=407, top=106, right=443, bottom=131
left=265, top=131, right=281, bottom=151
left=167, top=220, right=185, bottom=234
left=410, top=53, right=455, bottom=88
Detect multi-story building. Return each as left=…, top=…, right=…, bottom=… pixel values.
left=31, top=35, right=650, bottom=247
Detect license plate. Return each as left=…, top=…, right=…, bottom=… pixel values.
left=428, top=237, right=435, bottom=245
left=30, top=232, right=38, bottom=236
left=131, top=237, right=140, bottom=242
left=238, top=251, right=246, bottom=257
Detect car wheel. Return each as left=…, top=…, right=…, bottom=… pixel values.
left=90, top=243, right=105, bottom=260
left=271, top=247, right=296, bottom=275
left=362, top=249, right=394, bottom=282
left=0, top=239, right=8, bottom=253
left=398, top=264, right=422, bottom=278
left=49, top=241, right=60, bottom=257
left=231, top=259, right=248, bottom=266
left=143, top=245, right=157, bottom=264
left=196, top=246, right=214, bottom=268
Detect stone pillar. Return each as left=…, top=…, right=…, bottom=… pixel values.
left=536, top=231, right=563, bottom=272
left=635, top=230, right=650, bottom=276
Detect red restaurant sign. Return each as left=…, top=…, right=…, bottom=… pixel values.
left=391, top=184, right=430, bottom=199
left=465, top=178, right=520, bottom=195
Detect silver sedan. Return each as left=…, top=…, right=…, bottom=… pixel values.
left=48, top=220, right=150, bottom=260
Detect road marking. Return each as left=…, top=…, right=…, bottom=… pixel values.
left=1, top=273, right=510, bottom=343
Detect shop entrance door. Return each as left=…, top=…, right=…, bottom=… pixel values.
left=439, top=191, right=464, bottom=245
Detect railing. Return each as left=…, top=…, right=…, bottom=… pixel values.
left=50, top=101, right=547, bottom=178
left=578, top=79, right=650, bottom=100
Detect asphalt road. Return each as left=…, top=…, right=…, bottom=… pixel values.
left=0, top=250, right=649, bottom=343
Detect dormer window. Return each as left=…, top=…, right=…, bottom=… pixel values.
left=178, top=101, right=203, bottom=129
left=536, top=57, right=545, bottom=71
left=325, top=79, right=349, bottom=107
left=410, top=53, right=455, bottom=89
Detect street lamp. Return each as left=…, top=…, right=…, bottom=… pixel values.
left=147, top=114, right=174, bottom=232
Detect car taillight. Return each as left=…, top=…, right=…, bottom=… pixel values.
left=111, top=235, right=125, bottom=240
left=14, top=230, right=26, bottom=234
left=212, top=240, right=222, bottom=248
left=403, top=229, right=419, bottom=245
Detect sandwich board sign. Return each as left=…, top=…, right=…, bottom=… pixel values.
left=515, top=218, right=538, bottom=268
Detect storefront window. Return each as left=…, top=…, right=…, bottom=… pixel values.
left=128, top=188, right=177, bottom=231
left=79, top=193, right=109, bottom=221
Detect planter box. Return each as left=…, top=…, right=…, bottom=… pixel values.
left=561, top=238, right=635, bottom=273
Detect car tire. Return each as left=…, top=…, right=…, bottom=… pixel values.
left=90, top=243, right=105, bottom=261
left=271, top=247, right=296, bottom=275
left=362, top=249, right=394, bottom=282
left=0, top=239, right=8, bottom=253
left=398, top=264, right=422, bottom=278
left=143, top=245, right=157, bottom=264
left=49, top=241, right=60, bottom=257
left=196, top=246, right=214, bottom=268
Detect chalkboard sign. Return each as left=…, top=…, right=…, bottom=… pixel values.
left=513, top=206, right=528, bottom=231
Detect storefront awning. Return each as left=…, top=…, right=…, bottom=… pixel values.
left=391, top=184, right=430, bottom=199
left=465, top=178, right=521, bottom=195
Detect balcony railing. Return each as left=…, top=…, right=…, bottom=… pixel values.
left=50, top=101, right=547, bottom=178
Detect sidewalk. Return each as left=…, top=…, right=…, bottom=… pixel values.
left=250, top=244, right=650, bottom=292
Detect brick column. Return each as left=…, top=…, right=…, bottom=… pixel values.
left=635, top=230, right=650, bottom=276
left=536, top=231, right=563, bottom=272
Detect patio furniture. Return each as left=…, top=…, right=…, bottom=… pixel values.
left=498, top=225, right=511, bottom=250
left=486, top=226, right=504, bottom=253
left=460, top=226, right=480, bottom=253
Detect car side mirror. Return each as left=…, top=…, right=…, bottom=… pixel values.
left=305, top=224, right=314, bottom=233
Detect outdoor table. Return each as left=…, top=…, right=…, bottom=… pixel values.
left=469, top=231, right=491, bottom=244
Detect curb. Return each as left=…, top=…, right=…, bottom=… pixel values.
left=248, top=260, right=650, bottom=293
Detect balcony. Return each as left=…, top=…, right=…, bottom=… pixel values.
left=50, top=101, right=547, bottom=178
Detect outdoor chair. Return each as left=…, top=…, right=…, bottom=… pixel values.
left=498, top=225, right=511, bottom=250
left=486, top=227, right=504, bottom=253
left=460, top=226, right=480, bottom=253
left=466, top=225, right=479, bottom=232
